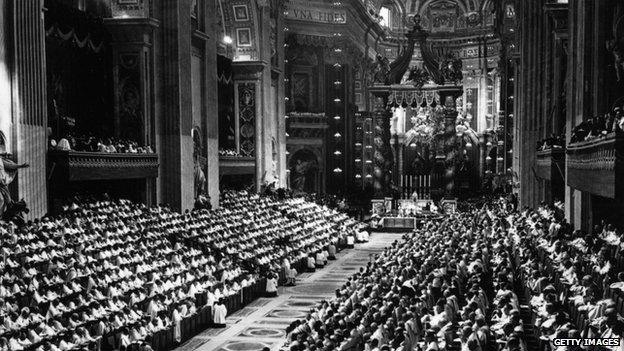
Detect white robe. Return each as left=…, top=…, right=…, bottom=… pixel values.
left=172, top=309, right=182, bottom=342
left=213, top=304, right=227, bottom=324
left=356, top=230, right=369, bottom=242
left=347, top=236, right=355, bottom=245
left=266, top=278, right=277, bottom=293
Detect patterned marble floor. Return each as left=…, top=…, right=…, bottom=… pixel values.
left=174, top=232, right=400, bottom=351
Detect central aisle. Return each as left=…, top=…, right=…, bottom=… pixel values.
left=175, top=233, right=399, bottom=351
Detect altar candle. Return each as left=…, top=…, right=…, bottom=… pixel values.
left=401, top=175, right=405, bottom=199
left=416, top=176, right=419, bottom=198
left=427, top=175, right=430, bottom=198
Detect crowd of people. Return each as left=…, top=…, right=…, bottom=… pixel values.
left=49, top=135, right=154, bottom=154
left=536, top=134, right=565, bottom=151
left=179, top=191, right=368, bottom=285
left=519, top=204, right=624, bottom=349
left=281, top=198, right=624, bottom=351
left=0, top=191, right=365, bottom=351
left=569, top=105, right=624, bottom=144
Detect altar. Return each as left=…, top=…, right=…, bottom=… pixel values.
left=397, top=198, right=437, bottom=216
left=362, top=15, right=481, bottom=202
left=371, top=197, right=444, bottom=231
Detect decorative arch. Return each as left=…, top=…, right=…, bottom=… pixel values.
left=406, top=0, right=494, bottom=32
left=480, top=0, right=493, bottom=12
left=386, top=0, right=408, bottom=15
left=414, top=0, right=469, bottom=15
left=409, top=0, right=492, bottom=15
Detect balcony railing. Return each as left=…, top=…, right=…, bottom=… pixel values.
left=566, top=133, right=624, bottom=198
left=535, top=147, right=564, bottom=181
left=287, top=112, right=329, bottom=129
left=49, top=151, right=159, bottom=181
left=219, top=156, right=255, bottom=175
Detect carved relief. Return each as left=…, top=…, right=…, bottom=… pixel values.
left=238, top=83, right=256, bottom=157
left=292, top=73, right=311, bottom=112
left=111, top=0, right=149, bottom=18
left=289, top=149, right=319, bottom=193
left=429, top=2, right=457, bottom=33
left=372, top=55, right=391, bottom=85
left=118, top=54, right=142, bottom=142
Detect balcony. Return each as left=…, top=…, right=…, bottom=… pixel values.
left=535, top=147, right=565, bottom=181
left=219, top=156, right=255, bottom=175
left=49, top=151, right=159, bottom=181
left=287, top=112, right=329, bottom=129
left=566, top=133, right=624, bottom=198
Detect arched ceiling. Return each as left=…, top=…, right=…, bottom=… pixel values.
left=409, top=0, right=493, bottom=14
left=367, top=0, right=495, bottom=34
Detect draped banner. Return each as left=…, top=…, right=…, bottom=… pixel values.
left=44, top=0, right=109, bottom=54
left=45, top=24, right=105, bottom=53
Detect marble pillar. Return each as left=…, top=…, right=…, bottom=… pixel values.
left=515, top=0, right=545, bottom=209
left=158, top=0, right=195, bottom=212
left=233, top=61, right=267, bottom=191
left=258, top=4, right=276, bottom=188
left=105, top=18, right=159, bottom=206
left=11, top=0, right=48, bottom=218
left=565, top=0, right=592, bottom=232
left=274, top=4, right=287, bottom=189
left=369, top=89, right=392, bottom=198
left=204, top=0, right=220, bottom=208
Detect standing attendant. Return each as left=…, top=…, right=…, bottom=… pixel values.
left=212, top=299, right=227, bottom=327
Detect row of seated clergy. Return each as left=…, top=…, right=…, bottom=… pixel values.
left=280, top=197, right=624, bottom=351
left=0, top=190, right=364, bottom=351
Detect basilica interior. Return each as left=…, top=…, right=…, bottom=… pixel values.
left=0, top=0, right=623, bottom=350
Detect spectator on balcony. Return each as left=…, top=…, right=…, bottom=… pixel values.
left=57, top=138, right=71, bottom=151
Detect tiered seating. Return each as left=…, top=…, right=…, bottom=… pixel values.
left=281, top=209, right=530, bottom=351
left=0, top=192, right=364, bottom=351
left=281, top=199, right=624, bottom=351
left=177, top=192, right=366, bottom=283
left=509, top=205, right=624, bottom=350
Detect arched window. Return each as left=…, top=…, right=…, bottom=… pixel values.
left=379, top=6, right=392, bottom=28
